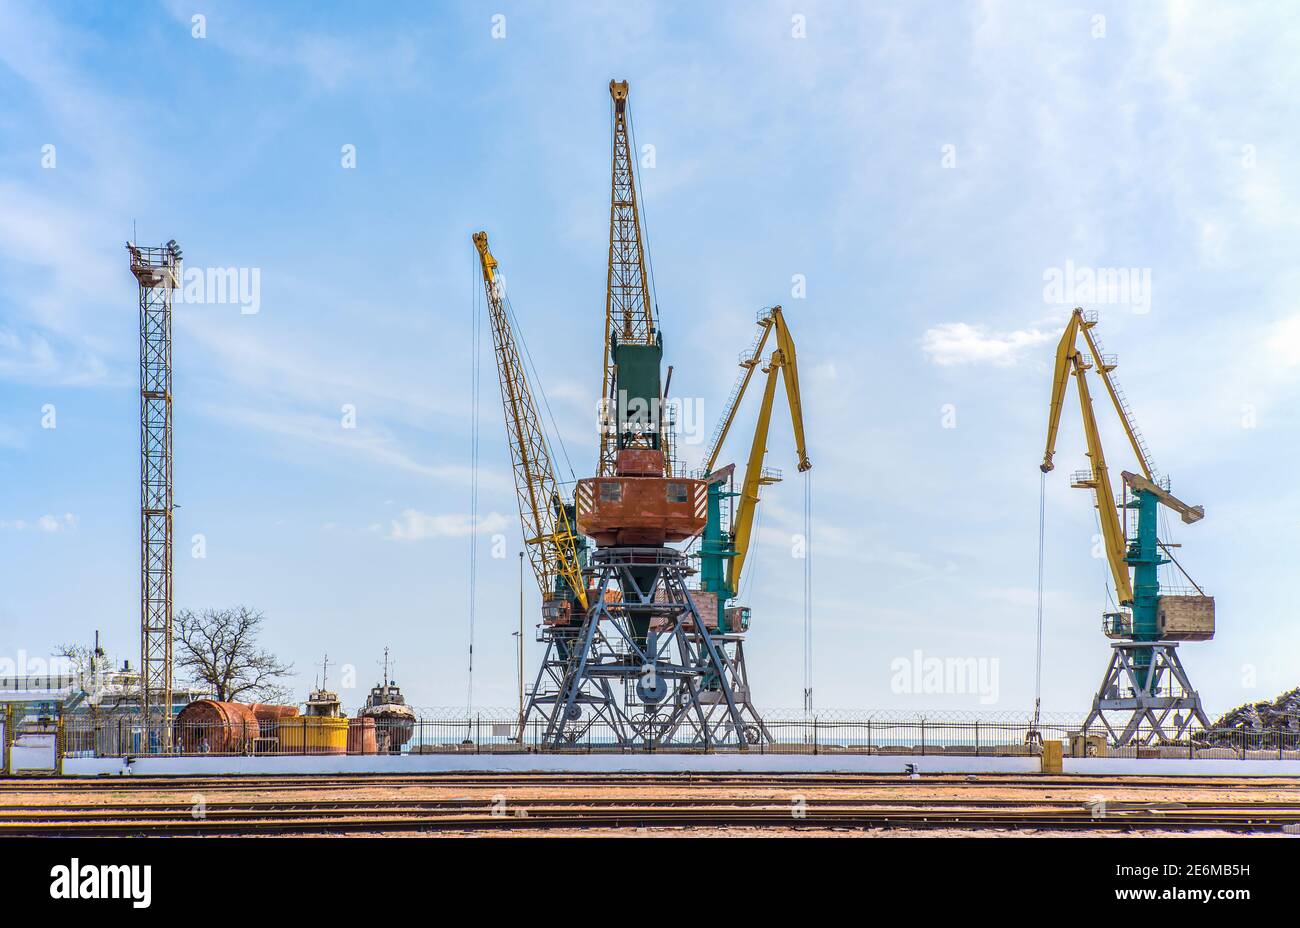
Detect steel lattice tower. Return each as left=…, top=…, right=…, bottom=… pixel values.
left=600, top=80, right=656, bottom=477
left=128, top=240, right=181, bottom=749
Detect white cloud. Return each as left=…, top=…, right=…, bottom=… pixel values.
left=1264, top=314, right=1300, bottom=369
left=920, top=323, right=1050, bottom=367
left=0, top=327, right=109, bottom=386
left=388, top=510, right=509, bottom=541
left=2, top=513, right=75, bottom=532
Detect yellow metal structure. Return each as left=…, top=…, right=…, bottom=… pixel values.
left=473, top=232, right=588, bottom=612
left=1042, top=308, right=1148, bottom=602
left=1039, top=306, right=1201, bottom=607
left=1042, top=307, right=1154, bottom=481
left=706, top=306, right=811, bottom=593
left=600, top=79, right=658, bottom=477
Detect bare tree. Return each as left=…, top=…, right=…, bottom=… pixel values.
left=55, top=641, right=108, bottom=684
left=56, top=640, right=139, bottom=714
left=175, top=607, right=294, bottom=704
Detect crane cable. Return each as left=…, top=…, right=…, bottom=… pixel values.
left=736, top=496, right=764, bottom=605
left=626, top=108, right=659, bottom=317
left=1032, top=471, right=1046, bottom=733
left=466, top=247, right=481, bottom=726
left=803, top=468, right=814, bottom=715
left=502, top=292, right=576, bottom=482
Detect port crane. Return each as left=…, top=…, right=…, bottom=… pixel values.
left=507, top=81, right=757, bottom=749
left=699, top=305, right=811, bottom=632
left=472, top=232, right=589, bottom=626
left=1040, top=307, right=1212, bottom=745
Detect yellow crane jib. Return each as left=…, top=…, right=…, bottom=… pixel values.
left=1041, top=308, right=1132, bottom=603
left=1038, top=306, right=1210, bottom=638
left=472, top=231, right=588, bottom=616
left=700, top=305, right=811, bottom=598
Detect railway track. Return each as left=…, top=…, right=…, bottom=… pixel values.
left=3, top=802, right=1297, bottom=835
left=4, top=772, right=1299, bottom=835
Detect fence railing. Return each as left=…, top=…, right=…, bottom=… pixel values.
left=55, top=715, right=1300, bottom=760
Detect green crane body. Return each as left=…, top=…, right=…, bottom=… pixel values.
left=610, top=334, right=667, bottom=650
left=698, top=477, right=738, bottom=633
left=1123, top=489, right=1165, bottom=687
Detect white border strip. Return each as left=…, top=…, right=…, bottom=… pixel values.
left=1065, top=757, right=1300, bottom=776
left=64, top=753, right=1040, bottom=776
left=58, top=754, right=1300, bottom=777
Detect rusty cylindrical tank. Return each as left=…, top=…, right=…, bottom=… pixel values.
left=176, top=700, right=261, bottom=754
left=248, top=703, right=299, bottom=740
left=347, top=717, right=378, bottom=755
left=248, top=703, right=299, bottom=721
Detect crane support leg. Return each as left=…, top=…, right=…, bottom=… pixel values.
left=519, top=547, right=764, bottom=749
left=1081, top=641, right=1210, bottom=747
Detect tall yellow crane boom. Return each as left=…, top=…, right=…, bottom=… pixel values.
left=1042, top=308, right=1133, bottom=602
left=1040, top=307, right=1198, bottom=608
left=1042, top=308, right=1154, bottom=481
left=473, top=232, right=588, bottom=613
left=600, top=79, right=657, bottom=477
left=702, top=314, right=774, bottom=475
left=704, top=306, right=810, bottom=594
left=1065, top=347, right=1133, bottom=603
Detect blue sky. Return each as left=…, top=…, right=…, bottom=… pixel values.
left=2, top=1, right=1298, bottom=716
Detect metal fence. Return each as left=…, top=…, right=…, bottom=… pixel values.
left=56, top=714, right=1300, bottom=760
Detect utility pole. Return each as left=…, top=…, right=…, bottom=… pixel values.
left=516, top=551, right=524, bottom=743
left=128, top=239, right=181, bottom=752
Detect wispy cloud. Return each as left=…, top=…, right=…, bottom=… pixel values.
left=387, top=509, right=509, bottom=541
left=160, top=0, right=425, bottom=92
left=197, top=402, right=505, bottom=490
left=2, top=513, right=76, bottom=532
left=0, top=327, right=109, bottom=386
left=920, top=322, right=1050, bottom=367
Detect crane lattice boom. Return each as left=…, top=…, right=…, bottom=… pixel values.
left=600, top=79, right=657, bottom=477
left=473, top=232, right=588, bottom=613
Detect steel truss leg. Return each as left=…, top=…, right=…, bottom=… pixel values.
left=1082, top=642, right=1210, bottom=747
left=519, top=546, right=762, bottom=750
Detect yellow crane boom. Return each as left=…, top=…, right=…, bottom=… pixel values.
left=706, top=306, right=811, bottom=594
left=1042, top=308, right=1154, bottom=481
left=473, top=232, right=588, bottom=612
left=1042, top=308, right=1133, bottom=602
left=1040, top=307, right=1186, bottom=607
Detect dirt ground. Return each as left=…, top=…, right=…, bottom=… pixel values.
left=8, top=776, right=1298, bottom=836
left=11, top=779, right=1300, bottom=808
